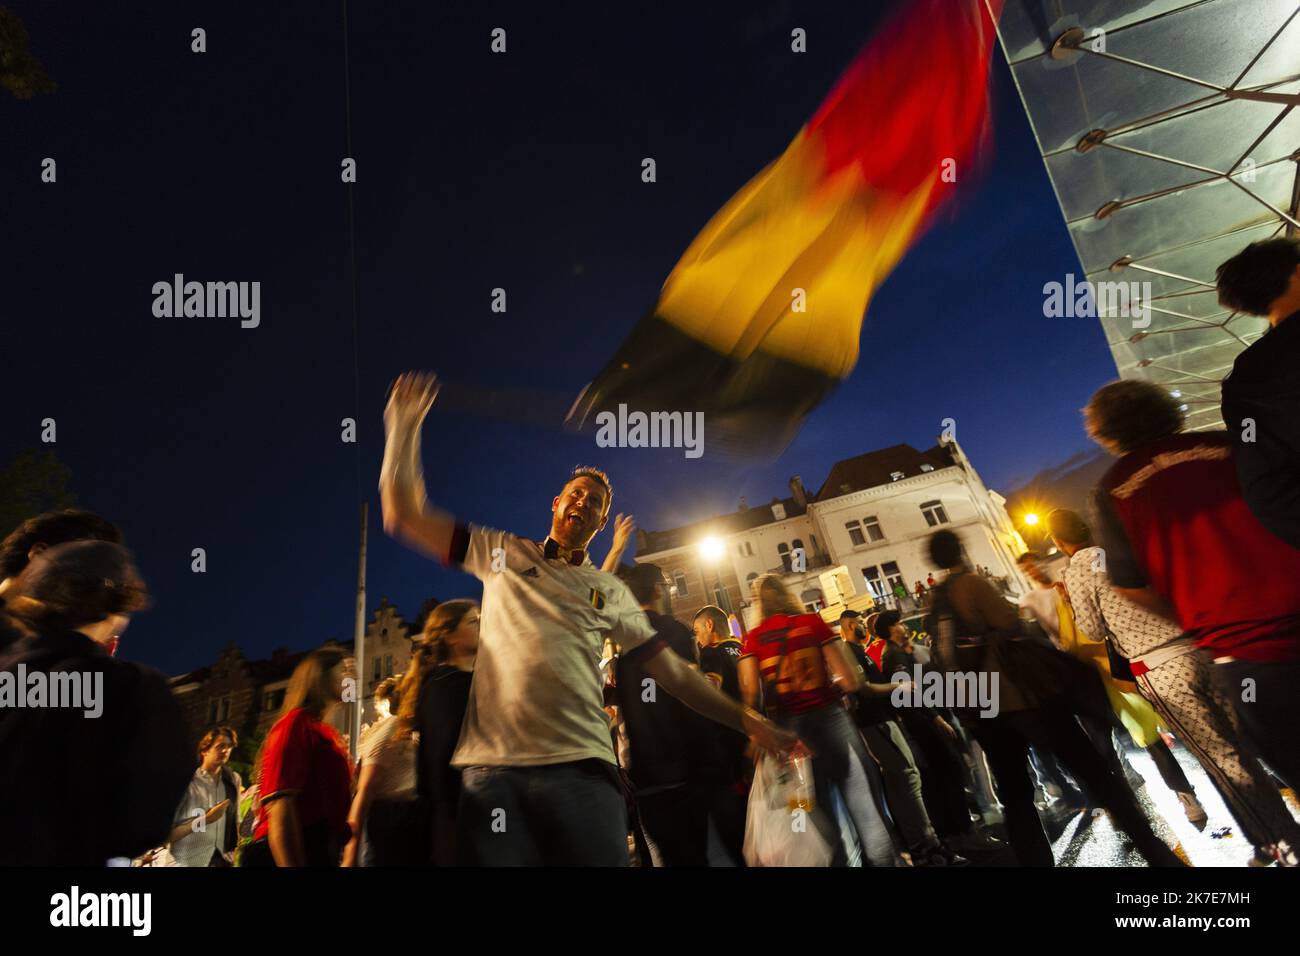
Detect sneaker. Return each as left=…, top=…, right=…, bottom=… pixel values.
left=1177, top=791, right=1208, bottom=830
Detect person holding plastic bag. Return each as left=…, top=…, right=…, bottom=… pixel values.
left=739, top=574, right=898, bottom=867
left=743, top=750, right=835, bottom=867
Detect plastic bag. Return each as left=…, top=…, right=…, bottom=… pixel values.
left=742, top=754, right=835, bottom=867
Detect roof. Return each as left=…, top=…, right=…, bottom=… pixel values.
left=638, top=442, right=960, bottom=553
left=813, top=444, right=958, bottom=500
left=997, top=0, right=1299, bottom=429
left=639, top=495, right=808, bottom=554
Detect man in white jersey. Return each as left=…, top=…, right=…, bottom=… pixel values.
left=380, top=372, right=798, bottom=865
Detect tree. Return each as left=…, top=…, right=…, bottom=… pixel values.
left=0, top=448, right=77, bottom=539
left=0, top=7, right=57, bottom=100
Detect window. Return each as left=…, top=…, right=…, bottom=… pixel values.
left=863, top=515, right=884, bottom=542
left=810, top=534, right=818, bottom=553
left=746, top=572, right=758, bottom=584
left=861, top=566, right=887, bottom=601
left=882, top=561, right=905, bottom=596
left=920, top=464, right=935, bottom=472
left=673, top=571, right=688, bottom=597
left=746, top=542, right=754, bottom=556
left=920, top=500, right=949, bottom=527
left=209, top=700, right=218, bottom=723
left=890, top=471, right=904, bottom=481
left=373, top=658, right=382, bottom=681
left=384, top=655, right=393, bottom=677
left=265, top=689, right=285, bottom=713
left=737, top=543, right=744, bottom=556
left=713, top=585, right=728, bottom=608
left=219, top=697, right=231, bottom=721
left=801, top=588, right=825, bottom=612
left=777, top=543, right=792, bottom=573
left=846, top=520, right=865, bottom=547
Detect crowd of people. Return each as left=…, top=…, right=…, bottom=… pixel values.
left=0, top=237, right=1297, bottom=867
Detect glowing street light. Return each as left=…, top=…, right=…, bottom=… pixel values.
left=697, top=535, right=733, bottom=614
left=1023, top=512, right=1040, bottom=527
left=699, top=536, right=725, bottom=562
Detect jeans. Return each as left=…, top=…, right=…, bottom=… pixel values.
left=780, top=704, right=897, bottom=867
left=457, top=760, right=629, bottom=866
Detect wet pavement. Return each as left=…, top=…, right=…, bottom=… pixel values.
left=968, top=744, right=1299, bottom=867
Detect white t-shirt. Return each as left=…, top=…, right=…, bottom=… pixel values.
left=1018, top=586, right=1062, bottom=647
left=450, top=526, right=657, bottom=768
left=359, top=715, right=417, bottom=800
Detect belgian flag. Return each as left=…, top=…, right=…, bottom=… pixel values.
left=568, top=0, right=1004, bottom=458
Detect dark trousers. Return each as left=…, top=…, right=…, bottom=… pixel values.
left=457, top=760, right=629, bottom=866
left=1214, top=658, right=1300, bottom=791
left=361, top=796, right=430, bottom=867
left=637, top=781, right=748, bottom=866
left=971, top=706, right=1183, bottom=867
left=861, top=720, right=940, bottom=854
left=703, top=782, right=748, bottom=866
left=901, top=712, right=977, bottom=837
left=638, top=784, right=707, bottom=866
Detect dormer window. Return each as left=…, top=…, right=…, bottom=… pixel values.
left=890, top=471, right=904, bottom=481
left=920, top=464, right=935, bottom=473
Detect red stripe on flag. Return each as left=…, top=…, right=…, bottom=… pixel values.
left=804, top=0, right=1004, bottom=215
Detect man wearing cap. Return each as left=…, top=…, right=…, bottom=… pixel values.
left=380, top=372, right=799, bottom=866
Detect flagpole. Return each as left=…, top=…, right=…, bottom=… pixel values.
left=351, top=501, right=368, bottom=760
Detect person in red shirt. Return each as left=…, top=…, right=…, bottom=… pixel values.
left=245, top=648, right=354, bottom=867
left=739, top=574, right=897, bottom=866
left=1085, top=379, right=1300, bottom=794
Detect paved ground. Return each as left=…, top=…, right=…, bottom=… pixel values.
left=966, top=743, right=1299, bottom=867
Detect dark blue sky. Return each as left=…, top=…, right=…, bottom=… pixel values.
left=1, top=1, right=1116, bottom=676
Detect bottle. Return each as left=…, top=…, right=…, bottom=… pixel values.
left=785, top=753, right=815, bottom=813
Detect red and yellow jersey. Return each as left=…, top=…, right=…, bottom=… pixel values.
left=741, top=613, right=841, bottom=715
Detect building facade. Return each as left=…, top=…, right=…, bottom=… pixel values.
left=636, top=438, right=1030, bottom=630
left=169, top=598, right=416, bottom=763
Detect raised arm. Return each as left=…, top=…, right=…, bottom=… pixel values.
left=601, top=513, right=636, bottom=573
left=380, top=372, right=457, bottom=561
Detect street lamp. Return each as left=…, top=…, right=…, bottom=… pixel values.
left=698, top=536, right=733, bottom=615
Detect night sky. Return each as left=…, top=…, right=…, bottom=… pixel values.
left=1, top=1, right=1117, bottom=677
